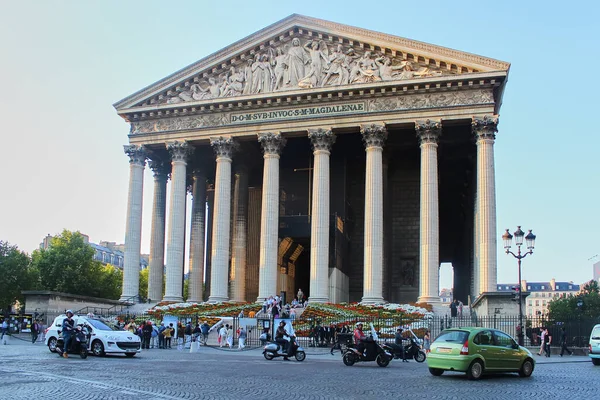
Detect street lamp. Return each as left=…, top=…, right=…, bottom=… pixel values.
left=502, top=226, right=536, bottom=346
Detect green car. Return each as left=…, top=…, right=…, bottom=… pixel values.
left=426, top=327, right=535, bottom=380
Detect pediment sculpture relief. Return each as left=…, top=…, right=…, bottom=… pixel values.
left=165, top=38, right=451, bottom=105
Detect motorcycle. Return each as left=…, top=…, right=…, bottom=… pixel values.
left=56, top=325, right=90, bottom=359
left=342, top=336, right=392, bottom=367
left=382, top=329, right=426, bottom=363
left=263, top=335, right=306, bottom=362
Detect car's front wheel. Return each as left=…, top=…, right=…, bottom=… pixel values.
left=125, top=353, right=136, bottom=358
left=591, top=358, right=600, bottom=366
left=47, top=337, right=57, bottom=353
left=518, top=359, right=534, bottom=377
left=91, top=340, right=105, bottom=357
left=429, top=367, right=444, bottom=376
left=466, top=360, right=484, bottom=380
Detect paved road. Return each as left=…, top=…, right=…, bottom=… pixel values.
left=0, top=336, right=596, bottom=399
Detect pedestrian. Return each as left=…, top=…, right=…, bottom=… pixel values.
left=395, top=328, right=408, bottom=362
left=226, top=324, right=234, bottom=349
left=238, top=327, right=246, bottom=350
left=559, top=327, right=573, bottom=356
left=544, top=328, right=552, bottom=357
left=177, top=322, right=185, bottom=350
left=219, top=324, right=227, bottom=348
left=423, top=329, right=431, bottom=354
left=150, top=322, right=159, bottom=349
left=458, top=300, right=464, bottom=318
left=450, top=299, right=458, bottom=317
left=164, top=323, right=173, bottom=348
left=201, top=321, right=210, bottom=345
left=142, top=321, right=153, bottom=349
left=31, top=319, right=40, bottom=344
left=158, top=322, right=166, bottom=349
left=538, top=327, right=546, bottom=356
left=1, top=318, right=9, bottom=345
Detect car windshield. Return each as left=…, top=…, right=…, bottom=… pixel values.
left=433, top=330, right=469, bottom=343
left=592, top=327, right=600, bottom=340
left=86, top=319, right=122, bottom=331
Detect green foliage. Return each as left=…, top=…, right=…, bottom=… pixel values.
left=0, top=241, right=34, bottom=312
left=139, top=268, right=148, bottom=301
left=183, top=278, right=189, bottom=301
left=31, top=230, right=122, bottom=300
left=547, top=282, right=600, bottom=320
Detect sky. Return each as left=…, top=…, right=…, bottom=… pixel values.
left=1, top=0, right=599, bottom=292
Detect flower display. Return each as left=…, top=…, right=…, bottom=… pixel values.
left=146, top=302, right=262, bottom=318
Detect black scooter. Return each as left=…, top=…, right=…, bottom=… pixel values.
left=382, top=337, right=426, bottom=362
left=56, top=326, right=90, bottom=359
left=263, top=336, right=306, bottom=362
left=342, top=337, right=392, bottom=367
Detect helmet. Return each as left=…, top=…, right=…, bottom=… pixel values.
left=66, top=310, right=73, bottom=315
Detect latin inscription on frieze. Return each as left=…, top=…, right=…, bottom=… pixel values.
left=230, top=102, right=366, bottom=124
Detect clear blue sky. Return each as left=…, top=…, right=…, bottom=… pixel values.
left=1, top=1, right=598, bottom=291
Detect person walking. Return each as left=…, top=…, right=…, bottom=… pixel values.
left=1, top=318, right=9, bottom=345
left=559, top=327, right=573, bottom=356
left=218, top=324, right=227, bottom=348
left=238, top=327, right=247, bottom=350
left=544, top=328, right=552, bottom=357
left=164, top=323, right=173, bottom=349
left=201, top=321, right=210, bottom=345
left=31, top=320, right=40, bottom=344
left=423, top=329, right=431, bottom=354
left=158, top=322, right=166, bottom=349
left=450, top=299, right=458, bottom=317
left=226, top=324, right=234, bottom=349
left=537, top=327, right=546, bottom=356
left=150, top=322, right=159, bottom=349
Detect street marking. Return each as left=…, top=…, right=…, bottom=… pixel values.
left=0, top=368, right=180, bottom=399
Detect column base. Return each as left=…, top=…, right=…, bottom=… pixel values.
left=361, top=296, right=385, bottom=305
left=207, top=295, right=229, bottom=303
left=308, top=296, right=329, bottom=303
left=162, top=295, right=184, bottom=303
left=186, top=297, right=203, bottom=304
left=418, top=296, right=441, bottom=305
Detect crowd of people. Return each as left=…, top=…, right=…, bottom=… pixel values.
left=121, top=319, right=214, bottom=350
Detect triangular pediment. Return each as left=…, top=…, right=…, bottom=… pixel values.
left=114, top=14, right=509, bottom=112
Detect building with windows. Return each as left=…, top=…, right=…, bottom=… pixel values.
left=40, top=234, right=148, bottom=271
left=496, top=279, right=580, bottom=317
left=439, top=288, right=453, bottom=303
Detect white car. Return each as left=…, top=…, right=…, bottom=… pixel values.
left=45, top=314, right=141, bottom=357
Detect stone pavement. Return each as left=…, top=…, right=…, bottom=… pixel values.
left=0, top=336, right=597, bottom=400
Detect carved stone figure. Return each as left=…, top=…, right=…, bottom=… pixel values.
left=322, top=44, right=346, bottom=87
left=298, top=40, right=329, bottom=88
left=242, top=58, right=254, bottom=95
left=376, top=56, right=403, bottom=81
left=220, top=67, right=244, bottom=97
left=286, top=38, right=310, bottom=87
left=250, top=54, right=274, bottom=94
left=272, top=47, right=289, bottom=91
left=349, top=51, right=381, bottom=84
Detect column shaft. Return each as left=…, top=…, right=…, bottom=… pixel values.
left=473, top=116, right=499, bottom=295
left=163, top=141, right=193, bottom=302
left=257, top=133, right=285, bottom=302
left=308, top=128, right=335, bottom=303
left=148, top=161, right=168, bottom=303
left=361, top=124, right=387, bottom=304
left=208, top=137, right=236, bottom=303
left=230, top=168, right=248, bottom=302
left=188, top=171, right=207, bottom=303
left=120, top=145, right=146, bottom=302
left=416, top=120, right=441, bottom=303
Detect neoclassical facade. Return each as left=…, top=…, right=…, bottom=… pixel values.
left=114, top=15, right=509, bottom=304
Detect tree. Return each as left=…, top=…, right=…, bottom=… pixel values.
left=547, top=283, right=600, bottom=321
left=32, top=230, right=121, bottom=299
left=581, top=279, right=600, bottom=295
left=0, top=241, right=33, bottom=313
left=139, top=268, right=148, bottom=301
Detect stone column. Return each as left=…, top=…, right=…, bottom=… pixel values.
left=307, top=128, right=335, bottom=303
left=473, top=116, right=499, bottom=294
left=187, top=169, right=207, bottom=303
left=416, top=119, right=442, bottom=304
left=256, top=132, right=286, bottom=302
left=163, top=141, right=193, bottom=302
left=230, top=165, right=249, bottom=302
left=361, top=124, right=387, bottom=304
left=208, top=137, right=236, bottom=303
left=120, top=145, right=146, bottom=302
left=147, top=160, right=169, bottom=303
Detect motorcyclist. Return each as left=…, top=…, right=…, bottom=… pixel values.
left=353, top=322, right=366, bottom=355
left=275, top=321, right=290, bottom=360
left=61, top=310, right=75, bottom=358
left=395, top=328, right=408, bottom=362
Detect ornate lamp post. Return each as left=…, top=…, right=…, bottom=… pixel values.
left=502, top=226, right=537, bottom=346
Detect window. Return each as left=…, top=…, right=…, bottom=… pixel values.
left=505, top=286, right=509, bottom=290
left=433, top=330, right=469, bottom=344
left=541, top=285, right=545, bottom=289
left=473, top=330, right=493, bottom=346
left=528, top=301, right=532, bottom=306
left=556, top=285, right=560, bottom=290
left=535, top=300, right=540, bottom=306
left=493, top=331, right=515, bottom=348
left=527, top=286, right=531, bottom=290
left=541, top=293, right=545, bottom=298
left=543, top=300, right=547, bottom=306
left=569, top=285, right=573, bottom=289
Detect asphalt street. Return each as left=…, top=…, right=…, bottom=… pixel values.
left=0, top=335, right=596, bottom=400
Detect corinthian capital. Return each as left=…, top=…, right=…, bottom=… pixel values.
left=361, top=124, right=388, bottom=149
left=415, top=119, right=442, bottom=145
left=472, top=115, right=498, bottom=141
left=124, top=145, right=146, bottom=166
left=167, top=141, right=194, bottom=163
left=148, top=159, right=170, bottom=179
left=308, top=128, right=336, bottom=152
left=210, top=136, right=237, bottom=159
left=258, top=132, right=286, bottom=155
